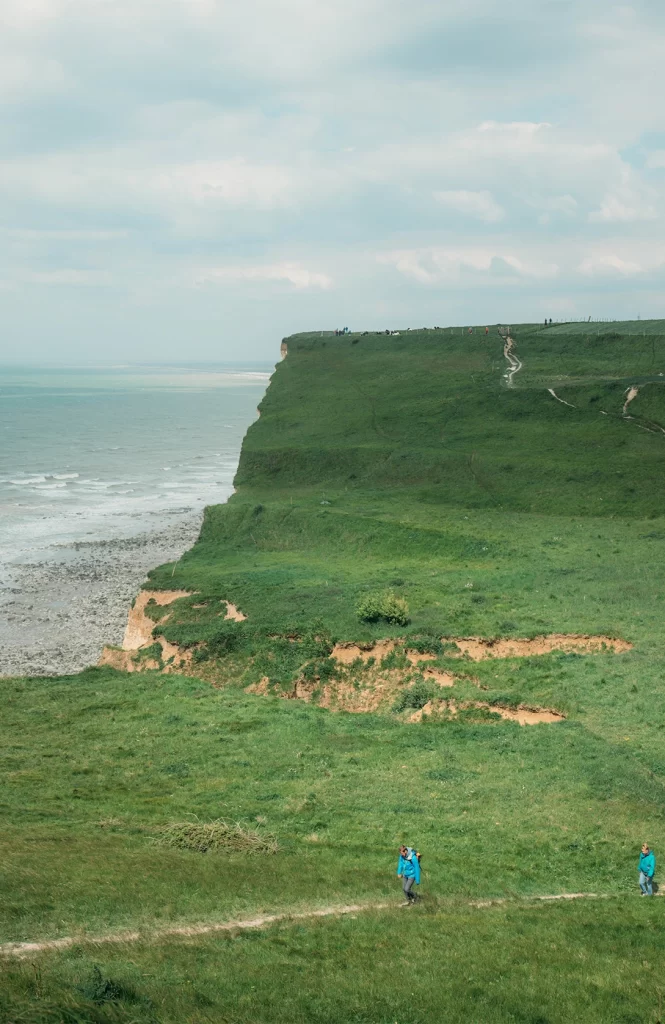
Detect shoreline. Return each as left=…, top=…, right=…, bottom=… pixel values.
left=0, top=510, right=205, bottom=678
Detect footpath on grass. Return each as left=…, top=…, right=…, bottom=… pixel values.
left=0, top=892, right=629, bottom=959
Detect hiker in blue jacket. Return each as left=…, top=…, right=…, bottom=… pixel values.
left=397, top=844, right=421, bottom=905
left=639, top=843, right=656, bottom=895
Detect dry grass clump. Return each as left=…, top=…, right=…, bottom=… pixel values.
left=154, top=818, right=278, bottom=854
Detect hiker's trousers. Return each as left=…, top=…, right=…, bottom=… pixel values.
left=639, top=871, right=654, bottom=895
left=403, top=876, right=416, bottom=900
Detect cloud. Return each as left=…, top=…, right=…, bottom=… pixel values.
left=478, top=121, right=551, bottom=134
left=578, top=254, right=643, bottom=276
left=588, top=190, right=657, bottom=223
left=1, top=0, right=665, bottom=360
left=195, top=263, right=333, bottom=290
left=6, top=228, right=128, bottom=241
left=377, top=247, right=558, bottom=285
left=434, top=189, right=504, bottom=223
left=577, top=243, right=665, bottom=277
left=646, top=151, right=665, bottom=169
left=20, top=269, right=113, bottom=286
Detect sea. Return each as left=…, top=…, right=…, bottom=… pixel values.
left=0, top=364, right=272, bottom=675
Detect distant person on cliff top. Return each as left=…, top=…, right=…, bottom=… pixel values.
left=397, top=845, right=421, bottom=905
left=639, top=843, right=655, bottom=895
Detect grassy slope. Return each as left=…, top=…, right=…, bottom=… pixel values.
left=3, top=320, right=665, bottom=1022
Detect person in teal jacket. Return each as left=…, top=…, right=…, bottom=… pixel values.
left=397, top=845, right=421, bottom=905
left=639, top=843, right=655, bottom=895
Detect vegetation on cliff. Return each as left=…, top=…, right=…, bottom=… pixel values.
left=3, top=320, right=665, bottom=1022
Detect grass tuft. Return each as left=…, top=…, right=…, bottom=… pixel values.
left=153, top=818, right=278, bottom=855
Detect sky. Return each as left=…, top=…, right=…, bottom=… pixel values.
left=1, top=0, right=664, bottom=364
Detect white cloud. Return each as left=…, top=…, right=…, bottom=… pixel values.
left=588, top=190, right=657, bottom=223
left=0, top=55, right=70, bottom=100
left=0, top=0, right=665, bottom=359
left=21, top=269, right=113, bottom=286
left=378, top=247, right=558, bottom=284
left=578, top=254, right=643, bottom=275
left=153, top=160, right=296, bottom=208
left=530, top=194, right=578, bottom=225
left=7, top=228, right=128, bottom=240
left=434, top=189, right=504, bottom=223
left=478, top=121, right=551, bottom=134
left=646, top=151, right=665, bottom=169
left=195, top=263, right=333, bottom=290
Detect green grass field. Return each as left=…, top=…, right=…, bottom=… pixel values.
left=3, top=321, right=665, bottom=1022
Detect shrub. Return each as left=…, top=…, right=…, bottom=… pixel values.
left=207, top=621, right=246, bottom=657
left=380, top=647, right=409, bottom=670
left=406, top=635, right=444, bottom=656
left=392, top=678, right=438, bottom=713
left=301, top=656, right=337, bottom=682
left=357, top=590, right=410, bottom=626
left=154, top=818, right=278, bottom=854
left=78, top=966, right=135, bottom=1004
left=133, top=642, right=162, bottom=665
left=300, top=621, right=334, bottom=659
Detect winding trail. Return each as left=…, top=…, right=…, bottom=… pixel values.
left=0, top=892, right=625, bottom=959
left=622, top=383, right=665, bottom=434
left=547, top=379, right=665, bottom=435
left=623, top=385, right=640, bottom=417
left=547, top=388, right=577, bottom=409
left=502, top=333, right=522, bottom=388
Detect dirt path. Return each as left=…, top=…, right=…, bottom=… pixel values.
left=0, top=892, right=623, bottom=959
left=623, top=385, right=640, bottom=417
left=547, top=388, right=577, bottom=409
left=502, top=333, right=522, bottom=388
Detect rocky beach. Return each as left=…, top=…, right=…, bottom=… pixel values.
left=0, top=364, right=271, bottom=677
left=0, top=511, right=204, bottom=677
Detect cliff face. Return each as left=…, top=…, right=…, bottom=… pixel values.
left=231, top=324, right=665, bottom=517
left=133, top=321, right=656, bottom=699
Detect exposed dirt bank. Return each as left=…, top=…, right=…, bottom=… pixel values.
left=332, top=635, right=631, bottom=663
left=409, top=700, right=565, bottom=725
left=448, top=634, right=631, bottom=659
left=123, top=590, right=193, bottom=650
left=99, top=590, right=246, bottom=675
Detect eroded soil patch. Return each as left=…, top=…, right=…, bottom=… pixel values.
left=99, top=591, right=248, bottom=675
left=447, top=634, right=631, bottom=660
left=409, top=700, right=565, bottom=726
left=331, top=634, right=630, bottom=665
left=246, top=666, right=456, bottom=714
left=122, top=590, right=193, bottom=650
left=223, top=601, right=247, bottom=622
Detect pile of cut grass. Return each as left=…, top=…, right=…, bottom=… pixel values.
left=154, top=818, right=278, bottom=855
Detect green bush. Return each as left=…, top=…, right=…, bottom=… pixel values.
left=301, top=657, right=337, bottom=682
left=356, top=590, right=410, bottom=626
left=78, top=965, right=137, bottom=1005
left=392, top=678, right=438, bottom=713
left=406, top=635, right=444, bottom=656
left=207, top=622, right=246, bottom=657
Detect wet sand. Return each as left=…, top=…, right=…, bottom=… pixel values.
left=0, top=513, right=203, bottom=677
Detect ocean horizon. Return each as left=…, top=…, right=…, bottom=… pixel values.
left=0, top=362, right=271, bottom=567
left=0, top=362, right=271, bottom=674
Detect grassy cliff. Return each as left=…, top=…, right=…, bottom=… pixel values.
left=3, top=321, right=665, bottom=1023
